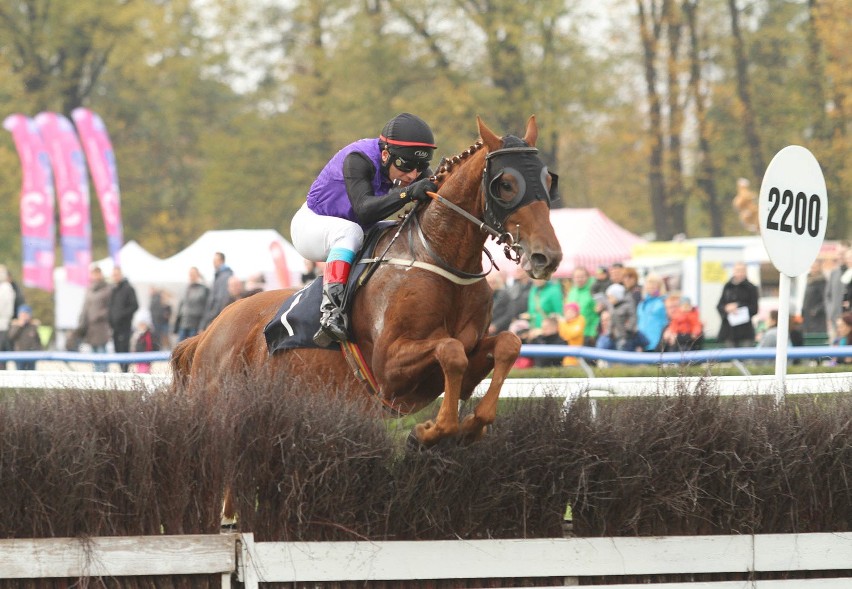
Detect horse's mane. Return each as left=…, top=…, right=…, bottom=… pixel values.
left=431, top=140, right=485, bottom=186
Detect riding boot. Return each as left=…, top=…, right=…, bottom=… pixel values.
left=313, top=282, right=348, bottom=346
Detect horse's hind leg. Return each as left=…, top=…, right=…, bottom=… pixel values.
left=458, top=331, right=521, bottom=442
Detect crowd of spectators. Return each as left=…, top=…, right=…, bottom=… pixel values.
left=489, top=261, right=710, bottom=368
left=488, top=244, right=852, bottom=369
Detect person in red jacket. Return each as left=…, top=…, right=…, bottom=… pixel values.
left=662, top=294, right=704, bottom=351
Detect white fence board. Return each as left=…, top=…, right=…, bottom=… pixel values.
left=754, top=532, right=852, bottom=571
left=238, top=533, right=852, bottom=587
left=244, top=535, right=752, bottom=581
left=0, top=534, right=235, bottom=579
left=2, top=533, right=850, bottom=587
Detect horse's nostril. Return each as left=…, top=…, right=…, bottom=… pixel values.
left=530, top=253, right=548, bottom=269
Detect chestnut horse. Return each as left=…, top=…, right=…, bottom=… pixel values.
left=171, top=115, right=562, bottom=447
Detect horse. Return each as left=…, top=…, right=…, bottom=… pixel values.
left=171, top=115, right=562, bottom=447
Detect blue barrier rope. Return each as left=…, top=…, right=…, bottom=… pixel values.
left=0, top=346, right=849, bottom=365
left=519, top=344, right=852, bottom=364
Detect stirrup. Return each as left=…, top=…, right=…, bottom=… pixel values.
left=313, top=313, right=348, bottom=346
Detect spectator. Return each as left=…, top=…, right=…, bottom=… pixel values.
left=621, top=267, right=642, bottom=306
left=591, top=266, right=611, bottom=296
left=661, top=295, right=703, bottom=352
left=824, top=244, right=850, bottom=340
left=0, top=266, right=15, bottom=369
left=200, top=252, right=234, bottom=330
left=757, top=309, right=784, bottom=349
left=132, top=315, right=158, bottom=374
left=8, top=305, right=42, bottom=370
left=716, top=262, right=759, bottom=348
left=595, top=308, right=613, bottom=351
left=8, top=270, right=25, bottom=320
left=528, top=315, right=567, bottom=368
left=109, top=266, right=139, bottom=373
left=609, top=262, right=625, bottom=285
left=174, top=267, right=210, bottom=342
left=599, top=283, right=639, bottom=351
left=558, top=302, right=586, bottom=366
left=492, top=266, right=532, bottom=334
left=637, top=273, right=667, bottom=351
left=526, top=278, right=563, bottom=329
left=801, top=260, right=827, bottom=339
left=830, top=312, right=852, bottom=365
left=149, top=287, right=173, bottom=351
left=843, top=249, right=852, bottom=315
left=566, top=266, right=600, bottom=346
left=227, top=275, right=245, bottom=304
left=77, top=266, right=112, bottom=372
left=243, top=273, right=266, bottom=297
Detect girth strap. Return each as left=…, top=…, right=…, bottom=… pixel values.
left=339, top=341, right=409, bottom=417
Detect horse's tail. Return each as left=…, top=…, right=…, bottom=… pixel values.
left=170, top=334, right=201, bottom=389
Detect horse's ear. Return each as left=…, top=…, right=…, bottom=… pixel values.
left=523, top=115, right=538, bottom=147
left=477, top=116, right=503, bottom=151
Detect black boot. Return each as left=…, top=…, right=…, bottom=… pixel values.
left=313, top=282, right=348, bottom=346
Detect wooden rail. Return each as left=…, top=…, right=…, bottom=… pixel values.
left=2, top=533, right=851, bottom=587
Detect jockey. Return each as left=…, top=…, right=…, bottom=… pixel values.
left=290, top=113, right=438, bottom=346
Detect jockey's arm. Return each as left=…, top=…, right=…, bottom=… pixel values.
left=343, top=152, right=416, bottom=225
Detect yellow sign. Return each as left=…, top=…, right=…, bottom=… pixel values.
left=702, top=261, right=728, bottom=283
left=631, top=241, right=697, bottom=258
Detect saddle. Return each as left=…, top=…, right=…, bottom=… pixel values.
left=263, top=221, right=396, bottom=354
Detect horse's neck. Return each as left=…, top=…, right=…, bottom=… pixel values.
left=417, top=156, right=488, bottom=273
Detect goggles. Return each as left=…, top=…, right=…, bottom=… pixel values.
left=391, top=154, right=431, bottom=173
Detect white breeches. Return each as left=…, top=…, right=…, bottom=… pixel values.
left=290, top=203, right=364, bottom=262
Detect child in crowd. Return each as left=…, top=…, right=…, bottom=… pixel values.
left=599, top=283, right=640, bottom=351
left=528, top=315, right=567, bottom=367
left=661, top=295, right=704, bottom=351
left=830, top=312, right=852, bottom=365
left=558, top=302, right=586, bottom=366
left=8, top=305, right=42, bottom=370
left=133, top=317, right=158, bottom=374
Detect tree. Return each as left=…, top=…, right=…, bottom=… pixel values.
left=727, top=0, right=765, bottom=182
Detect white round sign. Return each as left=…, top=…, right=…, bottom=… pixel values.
left=758, top=145, right=827, bottom=277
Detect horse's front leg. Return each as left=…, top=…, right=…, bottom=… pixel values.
left=458, top=331, right=521, bottom=442
left=381, top=337, right=468, bottom=446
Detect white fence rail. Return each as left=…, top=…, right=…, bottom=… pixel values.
left=2, top=533, right=851, bottom=587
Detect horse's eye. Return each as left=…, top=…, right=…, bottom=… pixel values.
left=496, top=172, right=520, bottom=202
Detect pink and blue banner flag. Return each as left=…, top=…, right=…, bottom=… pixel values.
left=72, top=108, right=124, bottom=263
left=35, top=112, right=92, bottom=287
left=3, top=114, right=57, bottom=292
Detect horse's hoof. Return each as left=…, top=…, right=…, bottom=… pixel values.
left=406, top=430, right=428, bottom=451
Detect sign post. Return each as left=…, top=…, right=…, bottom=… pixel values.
left=758, top=145, right=827, bottom=404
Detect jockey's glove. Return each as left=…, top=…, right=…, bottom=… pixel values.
left=403, top=179, right=438, bottom=203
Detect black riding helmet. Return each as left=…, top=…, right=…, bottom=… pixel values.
left=379, top=113, right=436, bottom=174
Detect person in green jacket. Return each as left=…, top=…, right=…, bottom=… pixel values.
left=566, top=266, right=600, bottom=345
left=526, top=279, right=564, bottom=329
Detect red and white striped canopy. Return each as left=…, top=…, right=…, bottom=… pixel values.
left=485, top=208, right=645, bottom=278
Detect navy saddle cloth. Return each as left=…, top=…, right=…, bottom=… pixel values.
left=263, top=221, right=396, bottom=353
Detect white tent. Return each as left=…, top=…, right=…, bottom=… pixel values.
left=54, top=229, right=307, bottom=329
left=158, top=229, right=304, bottom=286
